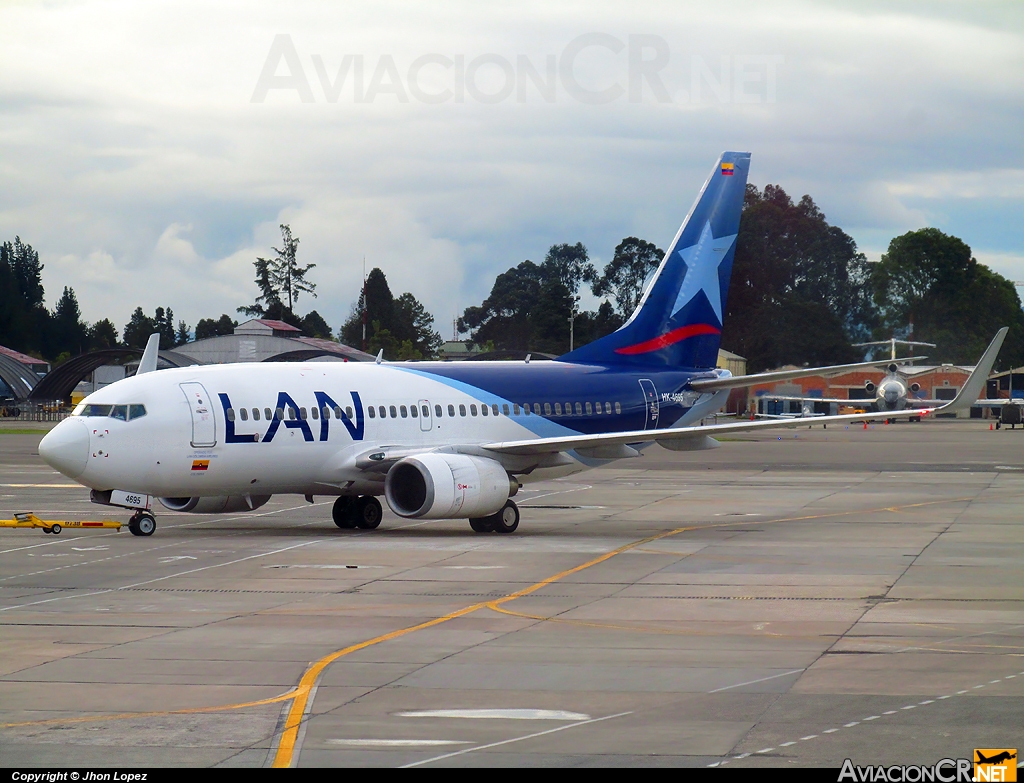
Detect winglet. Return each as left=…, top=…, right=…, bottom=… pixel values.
left=136, top=333, right=160, bottom=376
left=937, top=327, right=1008, bottom=413
left=375, top=349, right=384, bottom=365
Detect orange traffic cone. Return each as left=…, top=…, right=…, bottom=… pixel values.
left=990, top=423, right=994, bottom=430
left=863, top=421, right=867, bottom=430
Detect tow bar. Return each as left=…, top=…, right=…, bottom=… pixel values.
left=0, top=512, right=122, bottom=535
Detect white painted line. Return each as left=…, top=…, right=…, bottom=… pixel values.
left=845, top=721, right=860, bottom=726
left=883, top=710, right=897, bottom=715
left=900, top=706, right=916, bottom=711
left=989, top=680, right=1001, bottom=684
left=863, top=716, right=880, bottom=721
left=800, top=735, right=817, bottom=741
left=779, top=741, right=796, bottom=747
left=264, top=564, right=381, bottom=569
left=973, top=684, right=985, bottom=689
left=327, top=739, right=469, bottom=747
left=708, top=668, right=804, bottom=693
left=919, top=700, right=934, bottom=705
left=399, top=711, right=630, bottom=768
left=1006, top=674, right=1016, bottom=679
left=823, top=728, right=839, bottom=734
left=397, top=709, right=590, bottom=721
left=443, top=566, right=506, bottom=570
left=957, top=690, right=969, bottom=695
left=756, top=748, right=774, bottom=754
left=937, top=695, right=952, bottom=700
left=734, top=753, right=751, bottom=759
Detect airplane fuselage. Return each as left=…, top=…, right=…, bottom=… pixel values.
left=46, top=359, right=728, bottom=500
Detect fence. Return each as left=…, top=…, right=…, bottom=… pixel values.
left=0, top=401, right=70, bottom=422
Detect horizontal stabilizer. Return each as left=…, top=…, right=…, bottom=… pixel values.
left=688, top=357, right=927, bottom=393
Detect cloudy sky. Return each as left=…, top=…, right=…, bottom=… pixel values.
left=1, top=1, right=1022, bottom=339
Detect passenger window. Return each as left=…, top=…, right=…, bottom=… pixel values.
left=523, top=404, right=530, bottom=416
left=310, top=406, right=318, bottom=420
left=322, top=407, right=331, bottom=420
left=368, top=406, right=376, bottom=419
left=470, top=404, right=478, bottom=416
left=615, top=402, right=621, bottom=414
left=565, top=401, right=572, bottom=415
left=481, top=404, right=488, bottom=416
left=129, top=404, right=146, bottom=420
left=252, top=408, right=261, bottom=421
left=502, top=404, right=510, bottom=416
left=225, top=408, right=235, bottom=422
left=575, top=402, right=583, bottom=415
left=585, top=402, right=592, bottom=415
left=345, top=406, right=353, bottom=419
left=302, top=407, right=310, bottom=420
left=543, top=403, right=552, bottom=415
left=491, top=404, right=499, bottom=415
left=605, top=402, right=611, bottom=414
left=288, top=408, right=297, bottom=420
left=459, top=404, right=467, bottom=416
left=110, top=405, right=128, bottom=421
left=400, top=405, right=408, bottom=418
left=554, top=403, right=562, bottom=415
left=423, top=405, right=430, bottom=417
left=448, top=404, right=455, bottom=417
left=410, top=405, right=417, bottom=418
left=240, top=408, right=248, bottom=421
left=533, top=403, right=541, bottom=414
left=379, top=406, right=386, bottom=418
left=435, top=405, right=442, bottom=417
left=390, top=405, right=397, bottom=418
left=513, top=403, right=520, bottom=415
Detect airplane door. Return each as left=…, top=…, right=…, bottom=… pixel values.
left=180, top=382, right=217, bottom=447
left=638, top=379, right=659, bottom=430
left=418, top=399, right=432, bottom=432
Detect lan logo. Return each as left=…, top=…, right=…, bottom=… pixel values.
left=191, top=459, right=210, bottom=472
left=975, top=749, right=1017, bottom=782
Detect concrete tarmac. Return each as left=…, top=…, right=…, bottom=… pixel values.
left=0, top=419, right=1021, bottom=768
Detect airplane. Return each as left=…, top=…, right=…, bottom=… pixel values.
left=36, top=152, right=1009, bottom=537
left=975, top=751, right=1016, bottom=765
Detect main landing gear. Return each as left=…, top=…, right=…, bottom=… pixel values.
left=469, top=500, right=519, bottom=535
left=333, top=496, right=383, bottom=530
left=128, top=510, right=156, bottom=537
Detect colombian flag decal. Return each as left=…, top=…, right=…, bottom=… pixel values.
left=721, top=162, right=734, bottom=176
left=191, top=459, right=210, bottom=472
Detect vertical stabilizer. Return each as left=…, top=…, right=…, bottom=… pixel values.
left=560, top=152, right=750, bottom=368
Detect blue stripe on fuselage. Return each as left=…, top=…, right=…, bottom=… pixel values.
left=392, top=361, right=715, bottom=434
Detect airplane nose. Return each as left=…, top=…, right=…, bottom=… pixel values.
left=39, top=418, right=90, bottom=478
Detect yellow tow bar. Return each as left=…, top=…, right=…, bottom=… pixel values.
left=0, top=512, right=122, bottom=535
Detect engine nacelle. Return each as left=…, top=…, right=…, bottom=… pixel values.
left=909, top=382, right=921, bottom=393
left=657, top=435, right=720, bottom=452
left=385, top=454, right=514, bottom=519
left=158, top=495, right=271, bottom=513
left=864, top=381, right=876, bottom=394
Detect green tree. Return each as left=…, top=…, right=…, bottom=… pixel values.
left=0, top=237, right=48, bottom=356
left=239, top=224, right=316, bottom=319
left=721, top=184, right=873, bottom=371
left=871, top=228, right=1024, bottom=366
left=175, top=321, right=191, bottom=346
left=195, top=314, right=238, bottom=340
left=154, top=307, right=176, bottom=350
left=340, top=269, right=441, bottom=357
left=458, top=260, right=544, bottom=351
left=87, top=319, right=119, bottom=349
left=300, top=309, right=333, bottom=340
left=122, top=307, right=157, bottom=349
left=49, top=286, right=88, bottom=358
left=591, top=237, right=664, bottom=318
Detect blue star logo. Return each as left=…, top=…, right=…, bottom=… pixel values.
left=670, top=220, right=737, bottom=325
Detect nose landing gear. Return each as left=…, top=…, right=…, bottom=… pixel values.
left=128, top=511, right=156, bottom=536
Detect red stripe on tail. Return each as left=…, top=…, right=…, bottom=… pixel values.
left=614, top=323, right=721, bottom=355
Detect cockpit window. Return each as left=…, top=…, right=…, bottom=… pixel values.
left=78, top=404, right=112, bottom=417
left=129, top=404, right=147, bottom=420
left=109, top=405, right=128, bottom=421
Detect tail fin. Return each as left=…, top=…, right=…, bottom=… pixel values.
left=561, top=151, right=750, bottom=368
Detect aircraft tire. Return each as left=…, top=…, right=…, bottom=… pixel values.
left=333, top=497, right=357, bottom=529
left=491, top=501, right=519, bottom=534
left=134, top=512, right=156, bottom=537
left=355, top=496, right=382, bottom=530
left=469, top=517, right=494, bottom=533
left=50, top=524, right=61, bottom=535
left=128, top=514, right=140, bottom=536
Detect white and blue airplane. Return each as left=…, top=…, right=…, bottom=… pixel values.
left=37, top=153, right=1007, bottom=537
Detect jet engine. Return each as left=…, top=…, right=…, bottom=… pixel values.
left=158, top=495, right=271, bottom=513
left=864, top=381, right=876, bottom=394
left=384, top=454, right=516, bottom=519
left=910, top=382, right=921, bottom=393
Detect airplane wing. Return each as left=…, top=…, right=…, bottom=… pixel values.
left=756, top=394, right=853, bottom=405
left=687, top=357, right=927, bottom=392
left=482, top=329, right=1007, bottom=457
